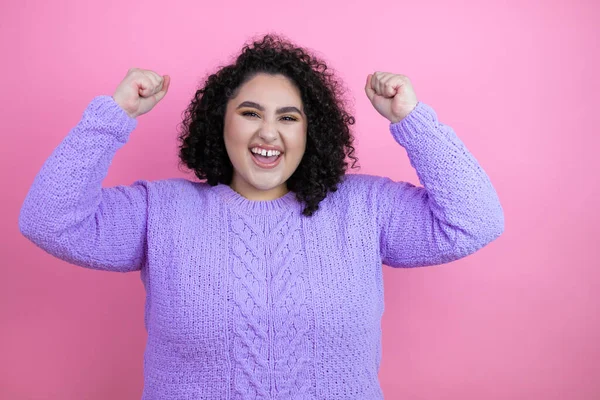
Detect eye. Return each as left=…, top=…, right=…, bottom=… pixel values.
left=241, top=111, right=260, bottom=118
left=281, top=116, right=298, bottom=122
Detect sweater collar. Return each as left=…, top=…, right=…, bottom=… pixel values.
left=212, top=183, right=302, bottom=215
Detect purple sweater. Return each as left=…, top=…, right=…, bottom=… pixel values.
left=19, top=95, right=503, bottom=399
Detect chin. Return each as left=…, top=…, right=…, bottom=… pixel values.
left=245, top=171, right=288, bottom=191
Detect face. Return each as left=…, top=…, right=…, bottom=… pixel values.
left=223, top=73, right=307, bottom=200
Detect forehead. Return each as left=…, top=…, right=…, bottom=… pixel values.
left=234, top=73, right=302, bottom=105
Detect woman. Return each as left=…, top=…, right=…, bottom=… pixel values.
left=19, top=34, right=504, bottom=399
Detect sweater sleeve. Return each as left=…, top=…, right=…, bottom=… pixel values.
left=377, top=101, right=504, bottom=268
left=18, top=95, right=149, bottom=272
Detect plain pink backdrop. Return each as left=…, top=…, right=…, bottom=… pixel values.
left=2, top=0, right=598, bottom=398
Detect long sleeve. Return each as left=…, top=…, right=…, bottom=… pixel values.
left=18, top=95, right=149, bottom=272
left=377, top=101, right=504, bottom=268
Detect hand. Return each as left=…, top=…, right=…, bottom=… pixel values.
left=112, top=68, right=171, bottom=119
left=365, top=72, right=418, bottom=123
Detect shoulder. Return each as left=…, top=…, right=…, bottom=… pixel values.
left=335, top=173, right=414, bottom=200
left=330, top=173, right=419, bottom=219
left=129, top=177, right=213, bottom=204
left=338, top=173, right=388, bottom=189
left=319, top=173, right=390, bottom=215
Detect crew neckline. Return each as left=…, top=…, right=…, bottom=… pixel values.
left=212, top=183, right=302, bottom=215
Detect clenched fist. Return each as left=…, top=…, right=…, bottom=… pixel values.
left=112, top=68, right=171, bottom=119
left=365, top=72, right=418, bottom=124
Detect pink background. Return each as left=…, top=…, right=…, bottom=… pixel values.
left=2, top=0, right=598, bottom=398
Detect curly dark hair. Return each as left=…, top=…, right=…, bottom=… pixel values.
left=177, top=33, right=359, bottom=216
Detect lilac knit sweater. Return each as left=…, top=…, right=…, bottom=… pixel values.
left=19, top=95, right=504, bottom=399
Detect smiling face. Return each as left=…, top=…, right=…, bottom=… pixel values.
left=223, top=73, right=308, bottom=200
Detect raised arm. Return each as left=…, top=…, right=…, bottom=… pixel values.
left=364, top=72, right=504, bottom=268
left=19, top=69, right=171, bottom=272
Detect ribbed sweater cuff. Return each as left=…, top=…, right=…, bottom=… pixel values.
left=82, top=95, right=138, bottom=143
left=389, top=101, right=440, bottom=147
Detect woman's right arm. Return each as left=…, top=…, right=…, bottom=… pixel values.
left=19, top=69, right=170, bottom=272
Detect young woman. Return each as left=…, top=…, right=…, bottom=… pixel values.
left=19, top=34, right=504, bottom=399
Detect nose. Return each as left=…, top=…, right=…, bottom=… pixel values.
left=257, top=120, right=278, bottom=142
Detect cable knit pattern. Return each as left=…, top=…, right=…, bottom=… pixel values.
left=18, top=95, right=504, bottom=399
left=227, top=206, right=313, bottom=399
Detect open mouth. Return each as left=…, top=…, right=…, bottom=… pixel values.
left=250, top=149, right=283, bottom=169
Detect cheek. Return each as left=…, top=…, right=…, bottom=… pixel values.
left=287, top=129, right=307, bottom=156
left=224, top=120, right=252, bottom=149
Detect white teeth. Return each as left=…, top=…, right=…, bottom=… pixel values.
left=251, top=147, right=281, bottom=156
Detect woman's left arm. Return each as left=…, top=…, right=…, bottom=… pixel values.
left=365, top=72, right=504, bottom=267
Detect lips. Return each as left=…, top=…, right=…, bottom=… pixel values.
left=250, top=149, right=282, bottom=169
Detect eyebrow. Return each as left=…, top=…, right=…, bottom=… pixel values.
left=236, top=101, right=304, bottom=116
